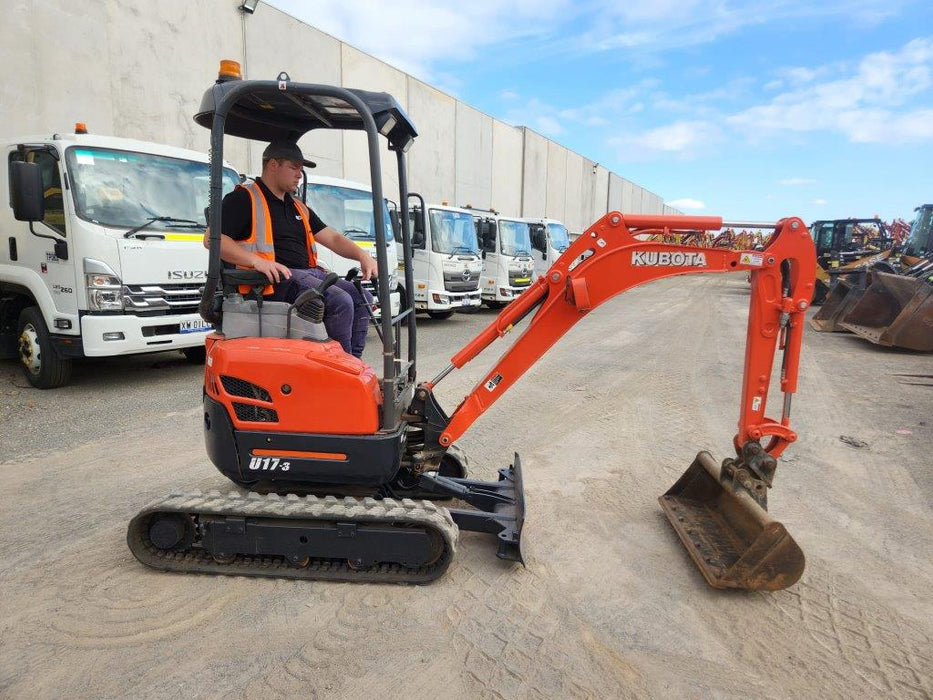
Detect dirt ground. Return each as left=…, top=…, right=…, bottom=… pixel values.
left=1, top=275, right=931, bottom=699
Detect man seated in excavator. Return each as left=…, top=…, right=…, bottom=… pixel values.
left=128, top=62, right=817, bottom=592
left=207, top=140, right=377, bottom=358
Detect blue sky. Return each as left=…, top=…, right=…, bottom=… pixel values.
left=267, top=0, right=932, bottom=223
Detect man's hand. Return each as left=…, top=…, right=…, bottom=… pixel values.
left=358, top=254, right=378, bottom=281
left=253, top=257, right=292, bottom=284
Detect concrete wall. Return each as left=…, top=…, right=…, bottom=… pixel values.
left=1, top=0, right=677, bottom=232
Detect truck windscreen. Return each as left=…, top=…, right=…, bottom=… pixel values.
left=429, top=210, right=479, bottom=255
left=65, top=147, right=239, bottom=230
left=498, top=220, right=532, bottom=256
left=306, top=183, right=393, bottom=242
left=548, top=223, right=570, bottom=251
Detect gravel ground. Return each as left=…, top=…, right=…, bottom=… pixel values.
left=1, top=275, right=931, bottom=699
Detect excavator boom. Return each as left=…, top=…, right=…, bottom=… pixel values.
left=419, top=212, right=816, bottom=589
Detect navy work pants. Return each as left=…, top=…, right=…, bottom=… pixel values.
left=272, top=267, right=372, bottom=357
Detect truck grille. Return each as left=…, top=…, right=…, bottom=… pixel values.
left=444, top=271, right=480, bottom=292
left=508, top=271, right=533, bottom=287
left=123, top=283, right=202, bottom=315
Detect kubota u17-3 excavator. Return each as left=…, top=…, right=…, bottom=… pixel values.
left=127, top=63, right=817, bottom=591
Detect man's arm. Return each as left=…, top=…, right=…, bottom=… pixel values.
left=202, top=231, right=291, bottom=283
left=314, top=226, right=379, bottom=280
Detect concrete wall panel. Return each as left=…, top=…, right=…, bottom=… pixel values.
left=455, top=104, right=494, bottom=209
left=545, top=142, right=568, bottom=223
left=491, top=122, right=522, bottom=215
left=244, top=5, right=344, bottom=176
left=521, top=129, right=548, bottom=218
left=593, top=166, right=610, bottom=222
left=406, top=78, right=456, bottom=205
left=341, top=44, right=409, bottom=193
left=607, top=173, right=631, bottom=213
left=564, top=152, right=584, bottom=233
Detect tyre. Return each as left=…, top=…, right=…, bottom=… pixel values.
left=484, top=300, right=506, bottom=309
left=426, top=310, right=454, bottom=320
left=17, top=306, right=72, bottom=389
left=182, top=345, right=207, bottom=364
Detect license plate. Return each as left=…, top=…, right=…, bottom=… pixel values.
left=179, top=319, right=212, bottom=334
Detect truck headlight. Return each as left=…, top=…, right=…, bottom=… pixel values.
left=86, top=273, right=124, bottom=311
left=388, top=273, right=399, bottom=291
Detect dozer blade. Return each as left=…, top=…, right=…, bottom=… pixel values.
left=659, top=452, right=805, bottom=591
left=810, top=276, right=865, bottom=333
left=839, top=272, right=933, bottom=351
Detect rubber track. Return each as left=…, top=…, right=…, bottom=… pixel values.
left=127, top=490, right=459, bottom=584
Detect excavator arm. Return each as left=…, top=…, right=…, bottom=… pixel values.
left=414, top=211, right=816, bottom=591
left=427, top=212, right=816, bottom=456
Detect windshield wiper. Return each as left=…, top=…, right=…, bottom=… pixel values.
left=343, top=227, right=371, bottom=237
left=124, top=216, right=201, bottom=238
left=447, top=245, right=477, bottom=258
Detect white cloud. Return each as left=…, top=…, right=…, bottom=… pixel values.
left=728, top=38, right=933, bottom=144
left=812, top=199, right=828, bottom=205
left=779, top=178, right=818, bottom=186
left=609, top=120, right=722, bottom=161
left=500, top=89, right=519, bottom=101
left=266, top=0, right=572, bottom=79
left=666, top=198, right=706, bottom=209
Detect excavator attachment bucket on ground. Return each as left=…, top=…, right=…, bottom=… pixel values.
left=810, top=275, right=866, bottom=333
left=659, top=452, right=805, bottom=591
left=838, top=271, right=933, bottom=351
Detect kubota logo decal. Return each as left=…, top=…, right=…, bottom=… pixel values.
left=631, top=251, right=707, bottom=267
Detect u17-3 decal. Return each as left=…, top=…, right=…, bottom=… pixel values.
left=248, top=457, right=291, bottom=471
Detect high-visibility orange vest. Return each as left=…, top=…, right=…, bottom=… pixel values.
left=237, top=181, right=318, bottom=294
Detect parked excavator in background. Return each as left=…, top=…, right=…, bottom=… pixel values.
left=811, top=205, right=933, bottom=351
left=808, top=218, right=894, bottom=305
left=126, top=63, right=818, bottom=591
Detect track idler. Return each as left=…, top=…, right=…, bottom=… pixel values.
left=660, top=444, right=804, bottom=591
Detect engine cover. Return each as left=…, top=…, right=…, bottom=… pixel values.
left=204, top=334, right=381, bottom=434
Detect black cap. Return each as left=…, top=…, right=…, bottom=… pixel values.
left=261, top=140, right=316, bottom=168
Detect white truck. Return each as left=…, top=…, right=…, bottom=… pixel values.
left=2, top=128, right=239, bottom=388
left=302, top=174, right=401, bottom=318
left=471, top=210, right=536, bottom=307
left=405, top=196, right=482, bottom=318
left=525, top=217, right=571, bottom=279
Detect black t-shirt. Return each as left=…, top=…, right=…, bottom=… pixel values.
left=222, top=178, right=327, bottom=269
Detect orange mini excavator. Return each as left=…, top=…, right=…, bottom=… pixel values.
left=128, top=64, right=817, bottom=590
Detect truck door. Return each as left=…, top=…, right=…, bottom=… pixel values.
left=8, top=148, right=78, bottom=317
left=530, top=223, right=548, bottom=278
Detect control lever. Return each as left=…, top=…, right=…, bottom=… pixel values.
left=292, top=272, right=339, bottom=324
left=344, top=267, right=384, bottom=343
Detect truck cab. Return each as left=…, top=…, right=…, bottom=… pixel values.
left=1, top=129, right=239, bottom=388
left=302, top=174, right=401, bottom=319
left=472, top=211, right=535, bottom=307
left=406, top=197, right=482, bottom=318
left=525, top=217, right=570, bottom=279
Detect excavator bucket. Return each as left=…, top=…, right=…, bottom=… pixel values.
left=839, top=272, right=933, bottom=351
left=659, top=452, right=805, bottom=591
left=810, top=275, right=866, bottom=333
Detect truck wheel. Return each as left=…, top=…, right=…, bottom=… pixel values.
left=17, top=306, right=72, bottom=389
left=484, top=300, right=506, bottom=309
left=182, top=346, right=207, bottom=364
left=427, top=310, right=454, bottom=320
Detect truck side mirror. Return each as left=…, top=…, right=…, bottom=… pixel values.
left=10, top=161, right=45, bottom=222
left=388, top=210, right=401, bottom=240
